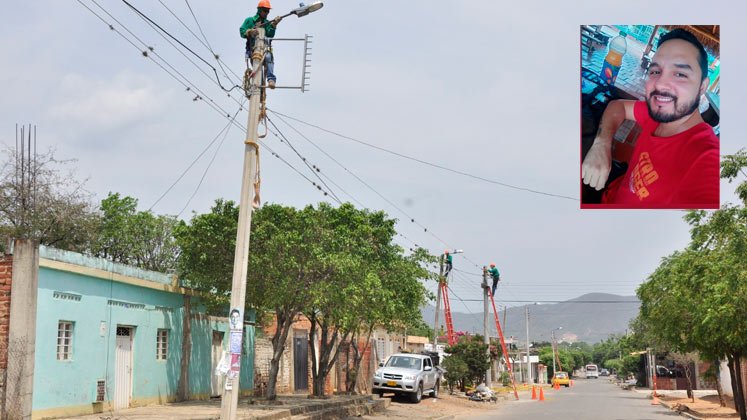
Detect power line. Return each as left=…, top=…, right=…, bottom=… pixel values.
left=177, top=107, right=240, bottom=217
left=78, top=0, right=336, bottom=207
left=266, top=117, right=343, bottom=204
left=120, top=0, right=242, bottom=93
left=149, top=104, right=244, bottom=211
left=269, top=109, right=578, bottom=202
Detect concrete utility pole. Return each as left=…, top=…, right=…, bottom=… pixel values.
left=432, top=254, right=444, bottom=348
left=551, top=330, right=557, bottom=376
left=525, top=306, right=532, bottom=384
left=482, top=266, right=490, bottom=386
left=220, top=27, right=264, bottom=420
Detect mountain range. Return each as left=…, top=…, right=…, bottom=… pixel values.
left=420, top=293, right=640, bottom=344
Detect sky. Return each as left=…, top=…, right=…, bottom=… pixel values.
left=0, top=1, right=742, bottom=317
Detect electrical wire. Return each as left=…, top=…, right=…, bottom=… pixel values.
left=121, top=0, right=242, bottom=93
left=149, top=104, right=244, bottom=211
left=77, top=1, right=335, bottom=207
left=177, top=108, right=239, bottom=217
left=269, top=109, right=579, bottom=202
left=266, top=117, right=343, bottom=204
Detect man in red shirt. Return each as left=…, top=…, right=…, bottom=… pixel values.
left=582, top=29, right=719, bottom=209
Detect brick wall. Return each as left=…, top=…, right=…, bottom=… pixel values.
left=0, top=253, right=12, bottom=404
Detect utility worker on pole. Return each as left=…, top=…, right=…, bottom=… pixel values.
left=240, top=0, right=281, bottom=88
left=488, top=263, right=500, bottom=296
left=444, top=250, right=453, bottom=278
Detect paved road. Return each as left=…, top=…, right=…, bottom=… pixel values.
left=468, top=379, right=682, bottom=420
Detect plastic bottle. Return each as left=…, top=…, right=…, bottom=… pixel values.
left=600, top=31, right=627, bottom=85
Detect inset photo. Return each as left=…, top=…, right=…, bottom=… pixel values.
left=580, top=25, right=720, bottom=209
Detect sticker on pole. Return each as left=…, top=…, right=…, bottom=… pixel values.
left=229, top=308, right=243, bottom=331
left=230, top=330, right=243, bottom=354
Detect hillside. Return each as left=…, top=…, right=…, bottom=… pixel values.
left=420, top=293, right=639, bottom=344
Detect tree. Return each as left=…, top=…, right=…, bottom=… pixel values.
left=91, top=192, right=180, bottom=272
left=444, top=335, right=491, bottom=390
left=637, top=149, right=747, bottom=420
left=442, top=355, right=468, bottom=393
left=302, top=203, right=431, bottom=397
left=174, top=199, right=239, bottom=313
left=0, top=144, right=97, bottom=251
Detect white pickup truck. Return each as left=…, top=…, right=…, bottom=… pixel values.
left=372, top=353, right=441, bottom=403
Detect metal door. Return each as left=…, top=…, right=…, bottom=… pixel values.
left=114, top=326, right=134, bottom=410
left=211, top=330, right=225, bottom=397
left=293, top=335, right=308, bottom=391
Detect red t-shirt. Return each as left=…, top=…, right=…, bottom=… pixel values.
left=603, top=101, right=719, bottom=209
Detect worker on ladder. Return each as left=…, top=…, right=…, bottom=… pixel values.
left=488, top=263, right=500, bottom=296
left=240, top=0, right=281, bottom=88
left=444, top=250, right=453, bottom=278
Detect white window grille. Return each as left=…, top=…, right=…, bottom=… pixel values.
left=156, top=329, right=168, bottom=360
left=57, top=321, right=74, bottom=360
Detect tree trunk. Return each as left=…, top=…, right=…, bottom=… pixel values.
left=176, top=295, right=191, bottom=401
left=348, top=327, right=373, bottom=394
left=266, top=309, right=297, bottom=400
left=714, top=359, right=726, bottom=407
left=727, top=353, right=747, bottom=420
left=734, top=354, right=747, bottom=420
left=684, top=362, right=694, bottom=402
left=308, top=312, right=350, bottom=397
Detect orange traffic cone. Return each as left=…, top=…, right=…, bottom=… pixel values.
left=554, top=381, right=560, bottom=390
left=531, top=386, right=537, bottom=400
left=570, top=380, right=574, bottom=387
left=651, top=392, right=660, bottom=405
left=538, top=387, right=545, bottom=401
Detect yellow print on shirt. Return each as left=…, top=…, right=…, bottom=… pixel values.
left=629, top=152, right=659, bottom=200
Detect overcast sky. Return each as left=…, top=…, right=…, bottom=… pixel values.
left=1, top=1, right=742, bottom=316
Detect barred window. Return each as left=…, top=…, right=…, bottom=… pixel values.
left=57, top=321, right=74, bottom=360
left=156, top=329, right=168, bottom=360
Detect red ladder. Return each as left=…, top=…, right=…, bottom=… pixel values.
left=440, top=282, right=456, bottom=346
left=488, top=288, right=519, bottom=400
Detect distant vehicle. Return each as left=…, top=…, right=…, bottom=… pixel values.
left=585, top=364, right=599, bottom=379
left=553, top=371, right=571, bottom=387
left=372, top=353, right=441, bottom=403
left=600, top=368, right=610, bottom=376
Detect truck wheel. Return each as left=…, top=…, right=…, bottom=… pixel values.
left=410, top=383, right=423, bottom=403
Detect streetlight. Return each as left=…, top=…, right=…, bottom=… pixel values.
left=551, top=327, right=563, bottom=378
left=277, top=1, right=324, bottom=19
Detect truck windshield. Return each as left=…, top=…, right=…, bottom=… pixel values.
left=386, top=356, right=422, bottom=370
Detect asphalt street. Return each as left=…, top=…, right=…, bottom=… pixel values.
left=468, top=379, right=682, bottom=420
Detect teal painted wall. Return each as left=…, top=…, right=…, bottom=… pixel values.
left=32, top=252, right=254, bottom=413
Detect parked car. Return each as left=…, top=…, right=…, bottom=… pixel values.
left=553, top=371, right=571, bottom=387
left=372, top=353, right=441, bottom=403
left=600, top=368, right=610, bottom=376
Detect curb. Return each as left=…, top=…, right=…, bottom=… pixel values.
left=657, top=399, right=704, bottom=420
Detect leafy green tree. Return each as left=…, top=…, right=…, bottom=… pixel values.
left=442, top=355, right=468, bottom=393
left=445, top=335, right=491, bottom=389
left=636, top=149, right=747, bottom=420
left=92, top=192, right=180, bottom=272
left=302, top=203, right=431, bottom=397
left=174, top=199, right=239, bottom=312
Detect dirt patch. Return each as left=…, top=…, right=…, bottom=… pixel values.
left=660, top=394, right=739, bottom=419
left=359, top=393, right=500, bottom=419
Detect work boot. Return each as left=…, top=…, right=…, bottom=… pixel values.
left=267, top=80, right=276, bottom=89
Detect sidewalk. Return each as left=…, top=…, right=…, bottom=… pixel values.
left=59, top=394, right=384, bottom=420
left=631, top=388, right=739, bottom=420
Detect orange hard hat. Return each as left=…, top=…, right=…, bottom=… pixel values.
left=257, top=0, right=271, bottom=9
left=490, top=263, right=495, bottom=267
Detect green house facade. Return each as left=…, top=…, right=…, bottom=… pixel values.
left=32, top=246, right=254, bottom=419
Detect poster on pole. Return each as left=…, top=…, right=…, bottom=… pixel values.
left=230, top=330, right=243, bottom=354
left=229, top=308, right=243, bottom=331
